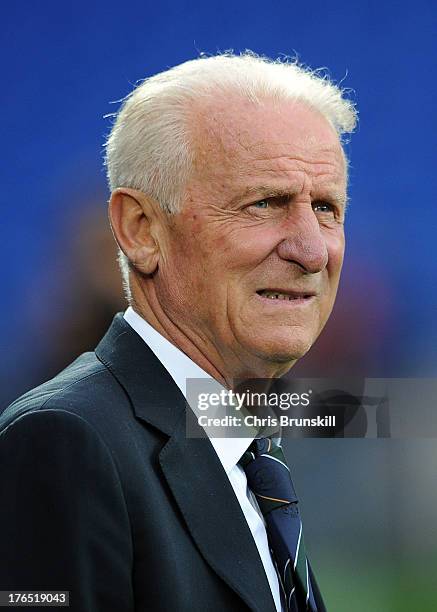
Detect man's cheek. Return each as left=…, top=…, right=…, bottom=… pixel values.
left=326, top=234, right=345, bottom=274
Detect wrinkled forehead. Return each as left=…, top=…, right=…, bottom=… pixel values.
left=189, top=95, right=346, bottom=184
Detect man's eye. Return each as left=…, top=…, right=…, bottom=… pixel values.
left=253, top=199, right=269, bottom=209
left=313, top=201, right=334, bottom=214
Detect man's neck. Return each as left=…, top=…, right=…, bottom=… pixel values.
left=130, top=280, right=295, bottom=388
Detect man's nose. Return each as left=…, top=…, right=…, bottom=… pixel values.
left=276, top=206, right=328, bottom=273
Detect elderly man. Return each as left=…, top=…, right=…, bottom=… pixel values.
left=0, top=53, right=356, bottom=611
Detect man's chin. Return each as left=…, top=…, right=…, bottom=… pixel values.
left=249, top=334, right=315, bottom=368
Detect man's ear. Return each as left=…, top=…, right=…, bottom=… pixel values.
left=108, top=188, right=161, bottom=275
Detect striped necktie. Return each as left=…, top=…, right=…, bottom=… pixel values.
left=239, top=438, right=319, bottom=612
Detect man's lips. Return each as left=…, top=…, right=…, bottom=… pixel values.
left=256, top=288, right=317, bottom=301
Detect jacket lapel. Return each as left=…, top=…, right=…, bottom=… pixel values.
left=159, top=410, right=277, bottom=612
left=95, top=314, right=276, bottom=612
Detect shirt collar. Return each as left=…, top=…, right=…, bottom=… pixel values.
left=209, top=436, right=254, bottom=474
left=123, top=307, right=255, bottom=474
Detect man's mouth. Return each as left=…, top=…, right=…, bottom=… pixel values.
left=256, top=289, right=316, bottom=301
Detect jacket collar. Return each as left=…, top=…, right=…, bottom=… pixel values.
left=95, top=312, right=187, bottom=436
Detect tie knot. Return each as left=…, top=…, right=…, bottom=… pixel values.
left=239, top=437, right=286, bottom=466
left=238, top=438, right=298, bottom=513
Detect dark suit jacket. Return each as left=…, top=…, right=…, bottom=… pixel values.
left=0, top=314, right=326, bottom=612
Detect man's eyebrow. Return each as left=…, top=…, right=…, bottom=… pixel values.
left=229, top=185, right=348, bottom=209
left=320, top=190, right=349, bottom=210
left=228, top=185, right=297, bottom=207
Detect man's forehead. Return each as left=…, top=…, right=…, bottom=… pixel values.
left=190, top=95, right=345, bottom=173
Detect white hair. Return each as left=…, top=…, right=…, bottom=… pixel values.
left=104, top=51, right=358, bottom=302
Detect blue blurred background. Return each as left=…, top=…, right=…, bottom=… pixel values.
left=2, top=1, right=436, bottom=609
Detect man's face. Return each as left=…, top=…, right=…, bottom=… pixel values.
left=155, top=97, right=347, bottom=377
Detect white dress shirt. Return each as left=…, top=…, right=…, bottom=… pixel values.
left=123, top=307, right=283, bottom=612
